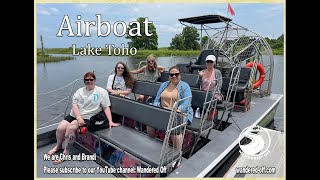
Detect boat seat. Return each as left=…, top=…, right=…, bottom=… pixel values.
left=195, top=49, right=218, bottom=65
left=187, top=89, right=214, bottom=132
left=231, top=67, right=252, bottom=92
left=132, top=80, right=161, bottom=98
left=95, top=95, right=185, bottom=168
left=133, top=80, right=216, bottom=133
left=223, top=66, right=252, bottom=112
left=214, top=66, right=241, bottom=130
left=216, top=101, right=234, bottom=110
left=187, top=117, right=212, bottom=132
left=131, top=80, right=217, bottom=157
left=95, top=126, right=180, bottom=167
left=159, top=71, right=199, bottom=88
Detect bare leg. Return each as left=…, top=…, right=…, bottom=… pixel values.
left=171, top=134, right=183, bottom=150
left=63, top=120, right=79, bottom=155
left=146, top=126, right=157, bottom=138
left=48, top=120, right=69, bottom=155
left=137, top=95, right=145, bottom=102
left=53, top=120, right=78, bottom=165
left=171, top=134, right=183, bottom=167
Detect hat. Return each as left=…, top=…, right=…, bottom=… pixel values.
left=205, top=55, right=216, bottom=63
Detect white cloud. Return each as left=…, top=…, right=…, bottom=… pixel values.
left=77, top=4, right=88, bottom=8
left=133, top=8, right=140, bottom=12
left=37, top=5, right=60, bottom=15
left=38, top=9, right=50, bottom=15
left=50, top=8, right=59, bottom=13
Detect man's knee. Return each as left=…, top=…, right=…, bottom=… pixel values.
left=65, top=134, right=75, bottom=143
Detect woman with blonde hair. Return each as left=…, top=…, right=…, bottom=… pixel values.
left=131, top=54, right=165, bottom=102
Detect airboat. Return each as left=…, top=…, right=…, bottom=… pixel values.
left=37, top=15, right=283, bottom=178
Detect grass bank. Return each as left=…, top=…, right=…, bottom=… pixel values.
left=40, top=48, right=200, bottom=58
left=37, top=54, right=75, bottom=63
left=39, top=47, right=283, bottom=58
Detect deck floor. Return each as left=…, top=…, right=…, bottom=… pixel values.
left=37, top=94, right=283, bottom=178
left=168, top=94, right=283, bottom=177
left=37, top=143, right=115, bottom=178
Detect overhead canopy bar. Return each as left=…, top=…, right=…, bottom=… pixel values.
left=178, top=15, right=232, bottom=25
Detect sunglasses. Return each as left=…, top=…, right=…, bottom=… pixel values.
left=148, top=60, right=154, bottom=63
left=84, top=79, right=95, bottom=82
left=117, top=67, right=124, bottom=70
left=206, top=60, right=214, bottom=63
left=169, top=73, right=180, bottom=77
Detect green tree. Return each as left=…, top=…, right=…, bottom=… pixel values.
left=126, top=17, right=158, bottom=50
left=182, top=26, right=200, bottom=50
left=169, top=26, right=200, bottom=50
left=201, top=36, right=209, bottom=47
left=169, top=34, right=184, bottom=50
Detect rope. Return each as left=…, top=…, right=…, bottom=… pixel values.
left=37, top=72, right=111, bottom=126
left=37, top=78, right=81, bottom=96
left=37, top=96, right=69, bottom=111
left=37, top=112, right=64, bottom=127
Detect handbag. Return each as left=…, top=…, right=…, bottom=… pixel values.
left=85, top=111, right=109, bottom=131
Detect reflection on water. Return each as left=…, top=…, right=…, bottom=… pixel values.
left=36, top=55, right=284, bottom=131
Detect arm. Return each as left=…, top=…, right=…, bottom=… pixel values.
left=72, top=104, right=85, bottom=126
left=71, top=89, right=85, bottom=126
left=112, top=89, right=132, bottom=96
left=106, top=75, right=116, bottom=93
left=104, top=106, right=120, bottom=128
left=157, top=66, right=165, bottom=73
left=130, top=66, right=146, bottom=74
left=177, top=84, right=192, bottom=113
left=211, top=70, right=216, bottom=87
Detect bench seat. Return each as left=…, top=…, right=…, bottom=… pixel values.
left=95, top=126, right=180, bottom=167
left=187, top=117, right=212, bottom=132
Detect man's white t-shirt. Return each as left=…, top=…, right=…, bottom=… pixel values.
left=70, top=86, right=110, bottom=119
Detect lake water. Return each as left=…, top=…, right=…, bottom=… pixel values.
left=36, top=55, right=284, bottom=131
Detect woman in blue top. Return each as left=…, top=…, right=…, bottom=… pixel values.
left=150, top=66, right=193, bottom=150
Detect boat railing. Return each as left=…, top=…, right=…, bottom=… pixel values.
left=159, top=96, right=191, bottom=170
left=215, top=64, right=241, bottom=130
left=89, top=94, right=190, bottom=176
left=188, top=80, right=218, bottom=157
left=36, top=73, right=108, bottom=128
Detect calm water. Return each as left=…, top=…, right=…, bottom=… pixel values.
left=36, top=55, right=284, bottom=131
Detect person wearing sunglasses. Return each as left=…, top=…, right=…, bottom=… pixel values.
left=130, top=54, right=165, bottom=102
left=149, top=66, right=193, bottom=159
left=197, top=55, right=223, bottom=102
left=107, top=61, right=136, bottom=98
left=48, top=72, right=120, bottom=165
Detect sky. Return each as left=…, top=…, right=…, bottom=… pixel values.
left=36, top=3, right=284, bottom=48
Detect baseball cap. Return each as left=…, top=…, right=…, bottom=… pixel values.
left=205, top=55, right=216, bottom=63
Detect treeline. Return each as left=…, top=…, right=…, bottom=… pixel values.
left=265, top=34, right=284, bottom=55
left=39, top=17, right=284, bottom=58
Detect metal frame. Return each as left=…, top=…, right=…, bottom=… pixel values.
left=188, top=80, right=218, bottom=157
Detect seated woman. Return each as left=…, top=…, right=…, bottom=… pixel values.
left=197, top=55, right=223, bottom=102
left=150, top=66, right=193, bottom=152
left=107, top=61, right=136, bottom=98
left=130, top=54, right=165, bottom=102
left=48, top=72, right=120, bottom=165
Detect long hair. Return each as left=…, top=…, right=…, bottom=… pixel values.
left=146, top=54, right=157, bottom=72
left=114, top=61, right=136, bottom=88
